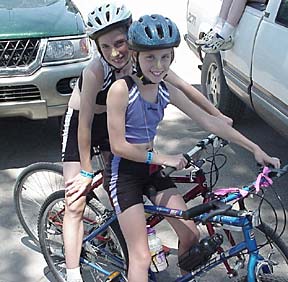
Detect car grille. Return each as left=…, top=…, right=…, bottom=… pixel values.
left=0, top=85, right=41, bottom=103
left=0, top=39, right=40, bottom=68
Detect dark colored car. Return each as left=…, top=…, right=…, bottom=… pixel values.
left=0, top=0, right=92, bottom=119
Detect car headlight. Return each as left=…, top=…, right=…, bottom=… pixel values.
left=43, top=36, right=90, bottom=63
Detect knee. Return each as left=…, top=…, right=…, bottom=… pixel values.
left=65, top=198, right=85, bottom=219
left=129, top=248, right=151, bottom=271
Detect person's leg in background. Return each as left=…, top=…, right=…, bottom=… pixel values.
left=200, top=0, right=247, bottom=53
left=218, top=0, right=247, bottom=40
left=214, top=0, right=233, bottom=33
left=195, top=0, right=232, bottom=45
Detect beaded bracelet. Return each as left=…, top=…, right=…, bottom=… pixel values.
left=145, top=151, right=153, bottom=164
left=80, top=169, right=94, bottom=179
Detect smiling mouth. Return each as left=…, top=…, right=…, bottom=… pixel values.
left=112, top=55, right=125, bottom=64
left=150, top=71, right=164, bottom=77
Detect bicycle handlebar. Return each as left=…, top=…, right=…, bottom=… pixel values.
left=267, top=164, right=288, bottom=178
left=169, top=162, right=288, bottom=224
left=160, top=134, right=228, bottom=177
left=182, top=199, right=233, bottom=220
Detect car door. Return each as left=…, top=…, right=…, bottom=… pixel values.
left=221, top=4, right=265, bottom=107
left=251, top=0, right=288, bottom=137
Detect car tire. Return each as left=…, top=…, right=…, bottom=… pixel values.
left=201, top=53, right=245, bottom=123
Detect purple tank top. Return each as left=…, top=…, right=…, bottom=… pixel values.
left=123, top=76, right=170, bottom=144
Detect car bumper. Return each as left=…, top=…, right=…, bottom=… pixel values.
left=0, top=58, right=91, bottom=119
left=184, top=33, right=202, bottom=61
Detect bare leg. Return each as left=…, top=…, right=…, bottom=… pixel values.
left=219, top=0, right=233, bottom=21
left=152, top=188, right=200, bottom=258
left=218, top=0, right=247, bottom=39
left=63, top=151, right=109, bottom=281
left=117, top=204, right=151, bottom=282
left=63, top=162, right=85, bottom=280
left=226, top=0, right=247, bottom=26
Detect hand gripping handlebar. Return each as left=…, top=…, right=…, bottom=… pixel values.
left=160, top=134, right=227, bottom=177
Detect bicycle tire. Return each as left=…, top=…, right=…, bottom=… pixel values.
left=38, top=190, right=128, bottom=282
left=14, top=162, right=64, bottom=243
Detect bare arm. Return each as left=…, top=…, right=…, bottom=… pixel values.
left=78, top=59, right=105, bottom=172
left=167, top=82, right=280, bottom=168
left=165, top=69, right=233, bottom=125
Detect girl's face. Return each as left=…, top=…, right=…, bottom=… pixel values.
left=97, top=29, right=130, bottom=69
left=137, top=49, right=173, bottom=83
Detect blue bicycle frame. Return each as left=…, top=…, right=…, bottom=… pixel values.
left=144, top=194, right=269, bottom=282
left=77, top=186, right=271, bottom=282
left=81, top=213, right=123, bottom=278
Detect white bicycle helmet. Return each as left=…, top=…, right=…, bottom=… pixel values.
left=87, top=2, right=132, bottom=40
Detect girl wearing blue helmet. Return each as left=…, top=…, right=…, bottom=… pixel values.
left=105, top=14, right=280, bottom=281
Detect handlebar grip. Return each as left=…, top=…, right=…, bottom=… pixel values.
left=160, top=166, right=176, bottom=178
left=160, top=154, right=191, bottom=177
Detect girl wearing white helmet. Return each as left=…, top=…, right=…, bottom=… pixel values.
left=105, top=14, right=280, bottom=281
left=63, top=3, right=232, bottom=281
left=62, top=3, right=133, bottom=282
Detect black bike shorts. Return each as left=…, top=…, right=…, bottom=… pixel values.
left=103, top=155, right=176, bottom=214
left=61, top=107, right=110, bottom=162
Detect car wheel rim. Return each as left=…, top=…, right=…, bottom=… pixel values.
left=206, top=63, right=220, bottom=106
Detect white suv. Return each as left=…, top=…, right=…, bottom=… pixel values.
left=185, top=0, right=288, bottom=139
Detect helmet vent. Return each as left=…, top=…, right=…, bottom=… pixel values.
left=156, top=26, right=164, bottom=39
left=105, top=11, right=110, bottom=22
left=168, top=25, right=173, bottom=37
left=144, top=27, right=153, bottom=39
left=95, top=17, right=102, bottom=25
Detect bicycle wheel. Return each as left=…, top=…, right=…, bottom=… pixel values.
left=14, top=162, right=64, bottom=243
left=194, top=222, right=288, bottom=281
left=38, top=190, right=128, bottom=282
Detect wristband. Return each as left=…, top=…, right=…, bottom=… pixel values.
left=145, top=151, right=153, bottom=164
left=80, top=169, right=94, bottom=179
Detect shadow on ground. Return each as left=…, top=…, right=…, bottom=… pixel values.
left=0, top=117, right=61, bottom=170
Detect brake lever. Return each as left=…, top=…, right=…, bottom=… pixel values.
left=268, top=164, right=288, bottom=178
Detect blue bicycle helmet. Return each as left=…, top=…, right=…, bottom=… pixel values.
left=128, top=14, right=181, bottom=51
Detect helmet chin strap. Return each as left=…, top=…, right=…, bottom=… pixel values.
left=113, top=58, right=130, bottom=73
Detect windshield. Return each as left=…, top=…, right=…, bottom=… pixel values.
left=0, top=0, right=59, bottom=9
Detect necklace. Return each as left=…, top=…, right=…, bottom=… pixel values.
left=140, top=94, right=154, bottom=150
